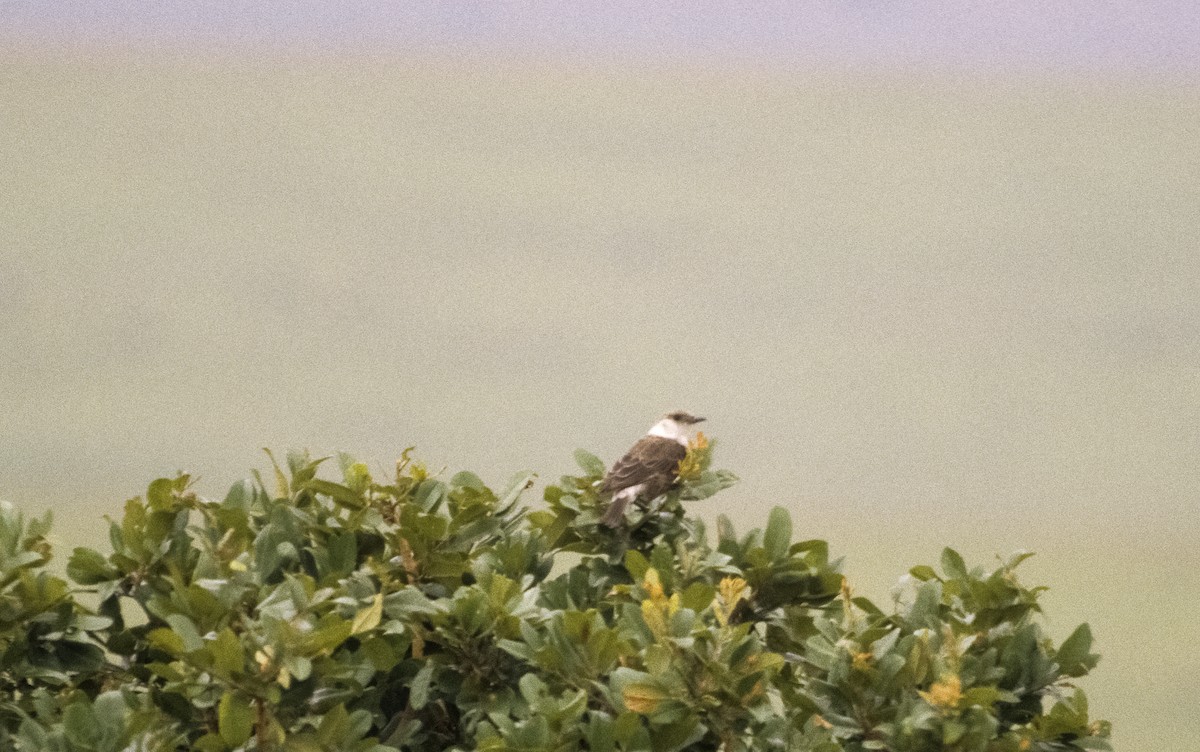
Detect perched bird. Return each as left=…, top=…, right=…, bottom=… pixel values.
left=599, top=411, right=706, bottom=527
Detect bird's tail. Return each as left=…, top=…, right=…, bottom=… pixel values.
left=599, top=496, right=628, bottom=527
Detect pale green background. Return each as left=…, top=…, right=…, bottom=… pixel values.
left=2, top=53, right=1197, bottom=749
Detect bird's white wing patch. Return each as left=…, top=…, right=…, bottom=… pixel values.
left=614, top=483, right=646, bottom=502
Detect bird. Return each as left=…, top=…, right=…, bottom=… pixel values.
left=599, top=411, right=706, bottom=527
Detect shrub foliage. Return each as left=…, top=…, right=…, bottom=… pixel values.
left=0, top=441, right=1109, bottom=751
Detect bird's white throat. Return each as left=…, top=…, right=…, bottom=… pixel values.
left=647, top=418, right=690, bottom=446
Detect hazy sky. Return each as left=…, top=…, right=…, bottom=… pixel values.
left=5, top=1, right=1200, bottom=72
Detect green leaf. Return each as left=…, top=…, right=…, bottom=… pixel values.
left=643, top=644, right=673, bottom=676
left=67, top=547, right=119, bottom=585
left=147, top=627, right=186, bottom=655
left=613, top=712, right=645, bottom=746
left=304, top=619, right=353, bottom=654
left=943, top=719, right=967, bottom=745
left=218, top=691, right=254, bottom=747
left=716, top=515, right=736, bottom=542
left=763, top=506, right=793, bottom=560
left=497, top=471, right=536, bottom=511
left=451, top=471, right=486, bottom=490
left=1004, top=549, right=1037, bottom=569
left=909, top=565, right=939, bottom=581
left=262, top=448, right=290, bottom=498
left=62, top=702, right=99, bottom=747
left=679, top=581, right=716, bottom=612
left=625, top=550, right=650, bottom=580
left=679, top=469, right=739, bottom=500
left=192, top=733, right=226, bottom=752
left=410, top=662, right=434, bottom=709
left=518, top=672, right=548, bottom=704
left=284, top=655, right=313, bottom=682
left=347, top=709, right=374, bottom=742
left=413, top=479, right=447, bottom=511
left=940, top=548, right=968, bottom=579
left=1056, top=623, right=1100, bottom=677
left=317, top=704, right=350, bottom=745
left=584, top=713, right=617, bottom=752
left=384, top=587, right=441, bottom=619
left=327, top=530, right=358, bottom=576
left=960, top=685, right=1004, bottom=709
left=352, top=593, right=384, bottom=635
left=211, top=628, right=243, bottom=675
left=164, top=613, right=205, bottom=652
left=573, top=449, right=606, bottom=477
left=74, top=613, right=113, bottom=631
left=303, top=478, right=365, bottom=509
left=622, top=682, right=669, bottom=714
left=360, top=637, right=399, bottom=672
left=146, top=477, right=178, bottom=511
left=1036, top=688, right=1091, bottom=738
left=908, top=580, right=943, bottom=629
left=650, top=717, right=705, bottom=752
left=223, top=479, right=254, bottom=509
left=341, top=455, right=372, bottom=489
left=92, top=690, right=126, bottom=737
left=287, top=451, right=328, bottom=484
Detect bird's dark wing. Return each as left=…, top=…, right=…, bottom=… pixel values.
left=602, top=436, right=687, bottom=494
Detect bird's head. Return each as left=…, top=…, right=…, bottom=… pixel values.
left=664, top=411, right=705, bottom=426
left=649, top=411, right=706, bottom=443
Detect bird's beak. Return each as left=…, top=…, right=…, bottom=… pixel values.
left=693, top=416, right=706, bottom=423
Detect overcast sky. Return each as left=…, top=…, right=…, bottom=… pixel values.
left=4, top=1, right=1199, bottom=73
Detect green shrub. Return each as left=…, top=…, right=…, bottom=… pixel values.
left=0, top=443, right=1109, bottom=751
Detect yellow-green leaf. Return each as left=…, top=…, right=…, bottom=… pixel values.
left=210, top=628, right=243, bottom=675
left=352, top=593, right=384, bottom=635
left=218, top=691, right=254, bottom=747
left=147, top=628, right=185, bottom=656
left=622, top=683, right=668, bottom=714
